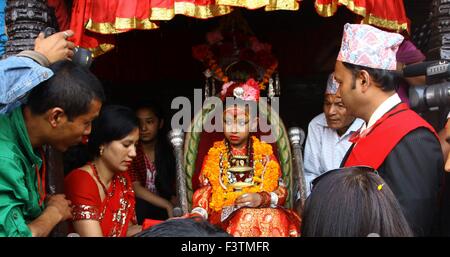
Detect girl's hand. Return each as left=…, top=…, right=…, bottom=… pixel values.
left=235, top=193, right=262, bottom=208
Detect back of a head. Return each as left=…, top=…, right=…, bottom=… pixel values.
left=134, top=217, right=231, bottom=237
left=26, top=61, right=105, bottom=120
left=302, top=166, right=413, bottom=237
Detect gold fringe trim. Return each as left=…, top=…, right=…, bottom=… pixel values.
left=89, top=43, right=115, bottom=58
left=363, top=13, right=408, bottom=33
left=315, top=0, right=364, bottom=17
left=338, top=0, right=365, bottom=16
left=149, top=7, right=175, bottom=20
left=150, top=3, right=233, bottom=20
left=86, top=3, right=233, bottom=57
left=315, top=0, right=407, bottom=33
left=265, top=0, right=300, bottom=11
left=85, top=17, right=159, bottom=34
left=217, top=0, right=300, bottom=11
left=216, top=0, right=269, bottom=10
left=314, top=1, right=338, bottom=17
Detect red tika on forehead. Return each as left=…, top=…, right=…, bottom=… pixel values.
left=224, top=106, right=247, bottom=117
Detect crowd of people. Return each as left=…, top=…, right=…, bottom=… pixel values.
left=0, top=22, right=450, bottom=237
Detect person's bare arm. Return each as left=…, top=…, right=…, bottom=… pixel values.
left=72, top=220, right=104, bottom=237
left=28, top=194, right=72, bottom=237
left=126, top=224, right=142, bottom=237
left=132, top=182, right=174, bottom=217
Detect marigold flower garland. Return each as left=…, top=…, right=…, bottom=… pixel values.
left=202, top=136, right=280, bottom=212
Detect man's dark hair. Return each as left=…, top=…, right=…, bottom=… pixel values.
left=301, top=166, right=413, bottom=237
left=87, top=105, right=139, bottom=159
left=342, top=62, right=399, bottom=92
left=26, top=60, right=105, bottom=120
left=134, top=217, right=231, bottom=237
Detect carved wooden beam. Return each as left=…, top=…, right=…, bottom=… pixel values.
left=427, top=0, right=450, bottom=60
left=4, top=0, right=55, bottom=56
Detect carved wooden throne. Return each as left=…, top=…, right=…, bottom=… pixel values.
left=168, top=100, right=307, bottom=214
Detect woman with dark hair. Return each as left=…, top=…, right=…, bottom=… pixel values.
left=128, top=101, right=177, bottom=222
left=301, top=166, right=413, bottom=237
left=64, top=105, right=142, bottom=237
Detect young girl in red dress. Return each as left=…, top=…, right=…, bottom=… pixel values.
left=190, top=79, right=301, bottom=237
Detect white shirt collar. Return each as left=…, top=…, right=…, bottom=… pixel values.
left=361, top=93, right=401, bottom=131
left=317, top=114, right=363, bottom=139
left=342, top=118, right=364, bottom=138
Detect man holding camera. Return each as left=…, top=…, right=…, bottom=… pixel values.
left=0, top=30, right=75, bottom=114
left=335, top=23, right=443, bottom=236
left=0, top=30, right=105, bottom=237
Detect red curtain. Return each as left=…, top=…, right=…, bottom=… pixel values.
left=315, top=0, right=409, bottom=33
left=47, top=0, right=70, bottom=31
left=69, top=0, right=301, bottom=56
left=69, top=0, right=408, bottom=57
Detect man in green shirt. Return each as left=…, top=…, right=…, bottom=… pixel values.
left=0, top=60, right=104, bottom=236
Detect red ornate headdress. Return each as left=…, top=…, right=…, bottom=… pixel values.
left=220, top=78, right=260, bottom=102
left=192, top=11, right=279, bottom=99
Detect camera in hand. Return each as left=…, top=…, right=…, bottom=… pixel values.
left=406, top=60, right=450, bottom=112
left=43, top=27, right=93, bottom=69
left=72, top=47, right=93, bottom=69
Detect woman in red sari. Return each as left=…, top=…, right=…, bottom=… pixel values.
left=65, top=105, right=142, bottom=237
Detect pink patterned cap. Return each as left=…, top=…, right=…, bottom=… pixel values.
left=325, top=72, right=339, bottom=95
left=337, top=23, right=404, bottom=71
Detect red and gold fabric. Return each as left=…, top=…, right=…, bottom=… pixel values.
left=70, top=0, right=118, bottom=57
left=69, top=0, right=300, bottom=57
left=215, top=0, right=299, bottom=11
left=225, top=208, right=300, bottom=236
left=191, top=136, right=301, bottom=237
left=315, top=0, right=409, bottom=33
left=65, top=169, right=137, bottom=237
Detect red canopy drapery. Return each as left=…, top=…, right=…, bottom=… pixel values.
left=71, top=0, right=160, bottom=57
left=70, top=0, right=409, bottom=57
left=315, top=0, right=409, bottom=33
left=70, top=0, right=301, bottom=56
